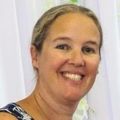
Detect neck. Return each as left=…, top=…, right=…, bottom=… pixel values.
left=32, top=84, right=78, bottom=120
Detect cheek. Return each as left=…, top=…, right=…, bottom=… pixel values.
left=87, top=59, right=100, bottom=76
left=45, top=52, right=69, bottom=71
left=49, top=57, right=68, bottom=72
left=84, top=60, right=100, bottom=92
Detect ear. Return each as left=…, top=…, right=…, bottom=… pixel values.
left=30, top=45, right=39, bottom=69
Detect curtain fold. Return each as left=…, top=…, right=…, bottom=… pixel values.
left=86, top=0, right=120, bottom=120
left=0, top=0, right=26, bottom=106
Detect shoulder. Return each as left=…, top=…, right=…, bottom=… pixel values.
left=0, top=112, right=17, bottom=120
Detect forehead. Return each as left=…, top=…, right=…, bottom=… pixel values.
left=47, top=13, right=100, bottom=40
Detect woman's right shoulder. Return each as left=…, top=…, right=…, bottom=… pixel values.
left=0, top=112, right=17, bottom=120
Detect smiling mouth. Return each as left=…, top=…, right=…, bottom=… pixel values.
left=61, top=72, right=84, bottom=81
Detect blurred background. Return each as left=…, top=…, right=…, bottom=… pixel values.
left=0, top=0, right=120, bottom=120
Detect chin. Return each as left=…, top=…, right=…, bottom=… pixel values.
left=64, top=91, right=85, bottom=103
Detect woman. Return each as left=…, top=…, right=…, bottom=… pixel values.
left=0, top=4, right=102, bottom=120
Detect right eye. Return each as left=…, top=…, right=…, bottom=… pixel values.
left=55, top=44, right=71, bottom=50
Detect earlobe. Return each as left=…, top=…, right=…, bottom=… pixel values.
left=30, top=45, right=39, bottom=69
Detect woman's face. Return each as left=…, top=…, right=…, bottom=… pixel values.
left=32, top=13, right=100, bottom=103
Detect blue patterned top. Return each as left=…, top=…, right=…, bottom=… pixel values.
left=0, top=103, right=34, bottom=120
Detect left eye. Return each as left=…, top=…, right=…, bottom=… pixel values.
left=82, top=46, right=95, bottom=54
left=55, top=44, right=70, bottom=50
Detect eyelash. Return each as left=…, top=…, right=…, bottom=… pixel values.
left=55, top=44, right=96, bottom=54
left=55, top=44, right=71, bottom=50
left=82, top=46, right=96, bottom=54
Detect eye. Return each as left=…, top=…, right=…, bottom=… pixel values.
left=82, top=46, right=96, bottom=54
left=55, top=44, right=71, bottom=50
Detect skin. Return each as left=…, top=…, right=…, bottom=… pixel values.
left=31, top=13, right=100, bottom=119
left=0, top=13, right=101, bottom=120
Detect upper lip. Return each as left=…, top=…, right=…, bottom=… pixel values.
left=60, top=69, right=86, bottom=76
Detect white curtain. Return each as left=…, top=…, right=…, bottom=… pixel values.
left=85, top=0, right=120, bottom=120
left=0, top=0, right=120, bottom=120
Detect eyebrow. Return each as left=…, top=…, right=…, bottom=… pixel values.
left=53, top=37, right=72, bottom=42
left=85, top=41, right=99, bottom=47
left=52, top=37, right=100, bottom=47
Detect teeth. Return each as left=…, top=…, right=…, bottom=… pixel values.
left=63, top=73, right=82, bottom=81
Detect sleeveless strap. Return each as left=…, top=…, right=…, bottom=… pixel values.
left=0, top=103, right=34, bottom=120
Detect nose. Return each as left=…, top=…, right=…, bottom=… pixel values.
left=68, top=51, right=85, bottom=67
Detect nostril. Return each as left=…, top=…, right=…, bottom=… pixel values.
left=68, top=52, right=86, bottom=67
left=68, top=58, right=85, bottom=67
